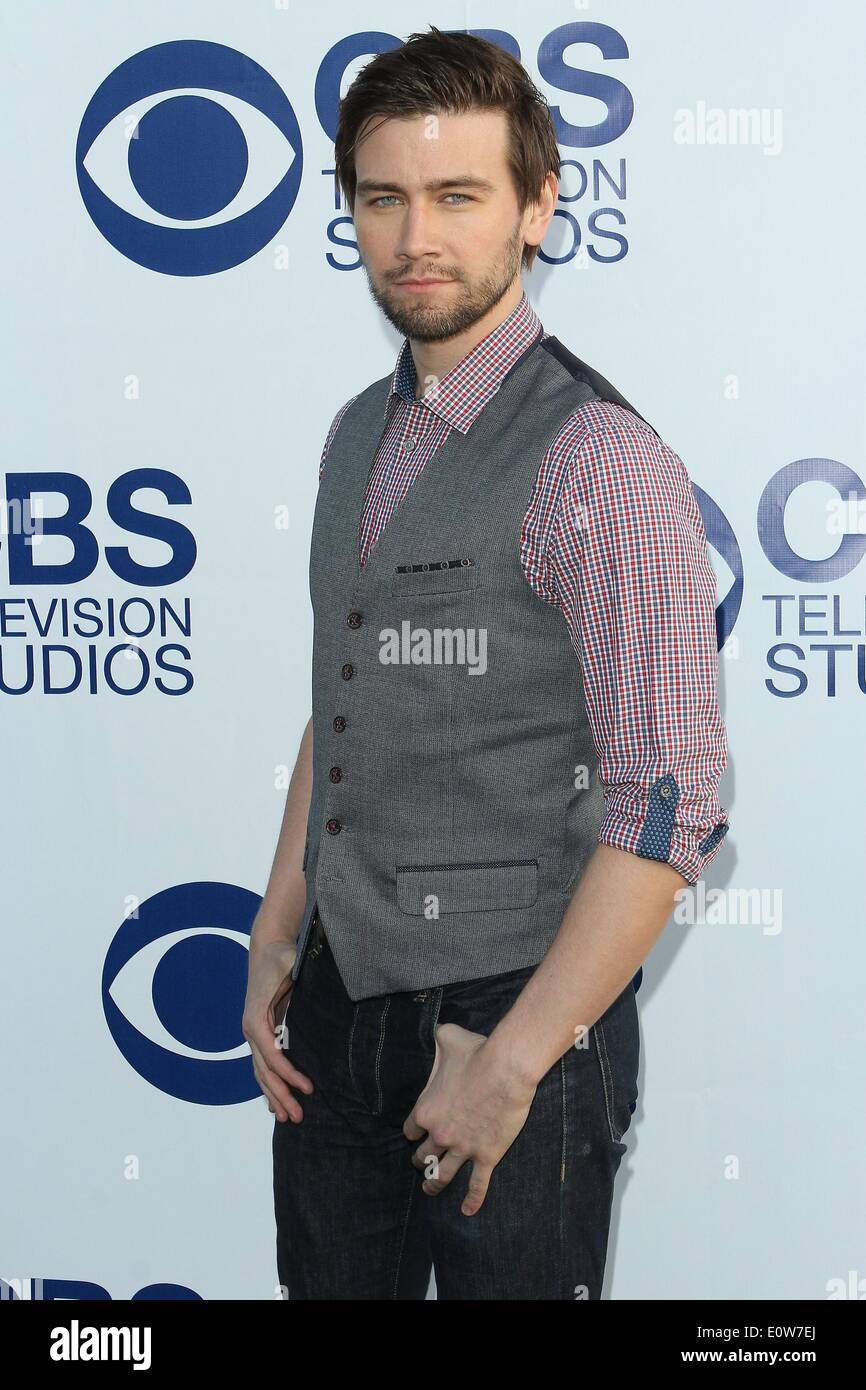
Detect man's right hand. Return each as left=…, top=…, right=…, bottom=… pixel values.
left=243, top=939, right=314, bottom=1123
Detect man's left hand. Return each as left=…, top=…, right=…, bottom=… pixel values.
left=403, top=1021, right=538, bottom=1216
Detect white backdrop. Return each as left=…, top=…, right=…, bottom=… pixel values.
left=2, top=0, right=864, bottom=1300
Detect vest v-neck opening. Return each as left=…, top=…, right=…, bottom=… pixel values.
left=352, top=325, right=547, bottom=588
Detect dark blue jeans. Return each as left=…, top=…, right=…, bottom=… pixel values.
left=273, top=907, right=640, bottom=1300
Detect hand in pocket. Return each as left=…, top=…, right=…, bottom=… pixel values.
left=403, top=1020, right=538, bottom=1216
left=243, top=939, right=314, bottom=1124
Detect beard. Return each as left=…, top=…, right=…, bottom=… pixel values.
left=361, top=222, right=524, bottom=343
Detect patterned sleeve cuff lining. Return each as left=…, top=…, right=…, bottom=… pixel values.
left=599, top=774, right=730, bottom=883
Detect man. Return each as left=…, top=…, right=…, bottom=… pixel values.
left=243, top=27, right=730, bottom=1300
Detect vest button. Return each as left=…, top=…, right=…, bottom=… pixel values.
left=347, top=611, right=363, bottom=628
left=325, top=818, right=342, bottom=835
left=341, top=663, right=354, bottom=680
left=329, top=766, right=342, bottom=782
left=333, top=716, right=346, bottom=732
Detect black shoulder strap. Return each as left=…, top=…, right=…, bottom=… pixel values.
left=541, top=335, right=660, bottom=439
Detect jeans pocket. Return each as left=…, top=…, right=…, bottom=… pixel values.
left=294, top=908, right=326, bottom=986
left=436, top=961, right=538, bottom=1036
left=592, top=985, right=640, bottom=1145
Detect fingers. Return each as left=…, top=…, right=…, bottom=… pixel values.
left=402, top=1037, right=443, bottom=1142
left=259, top=1071, right=302, bottom=1124
left=412, top=1138, right=447, bottom=1174
left=418, top=1146, right=466, bottom=1193
left=414, top=1147, right=492, bottom=1215
left=255, top=1058, right=305, bottom=1123
left=403, top=1112, right=427, bottom=1142
left=267, top=1037, right=315, bottom=1098
left=249, top=1038, right=313, bottom=1123
left=460, top=1163, right=492, bottom=1216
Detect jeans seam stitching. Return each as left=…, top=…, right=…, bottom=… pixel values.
left=428, top=987, right=444, bottom=1049
left=374, top=998, right=391, bottom=1115
left=347, top=1003, right=361, bottom=1099
left=559, top=1054, right=567, bottom=1296
left=391, top=1167, right=421, bottom=1299
left=559, top=1055, right=567, bottom=1184
left=594, top=1019, right=620, bottom=1144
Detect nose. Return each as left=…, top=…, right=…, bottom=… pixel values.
left=393, top=202, right=439, bottom=264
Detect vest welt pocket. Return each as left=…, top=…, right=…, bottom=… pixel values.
left=389, top=560, right=481, bottom=596
left=396, top=858, right=538, bottom=914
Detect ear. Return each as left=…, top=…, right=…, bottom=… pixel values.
left=523, top=172, right=559, bottom=251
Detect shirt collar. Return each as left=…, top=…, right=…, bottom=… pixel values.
left=384, top=289, right=543, bottom=434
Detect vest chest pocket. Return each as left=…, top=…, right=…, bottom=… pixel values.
left=396, top=858, right=538, bottom=914
left=389, top=559, right=482, bottom=597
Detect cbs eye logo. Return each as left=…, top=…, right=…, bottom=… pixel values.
left=102, top=881, right=263, bottom=1105
left=76, top=39, right=303, bottom=275
left=693, top=483, right=743, bottom=652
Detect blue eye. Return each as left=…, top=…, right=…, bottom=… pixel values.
left=368, top=193, right=473, bottom=207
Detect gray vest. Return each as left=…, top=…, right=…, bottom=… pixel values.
left=293, top=327, right=659, bottom=1000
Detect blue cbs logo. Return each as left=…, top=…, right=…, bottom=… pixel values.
left=1, top=1277, right=200, bottom=1301
left=77, top=26, right=638, bottom=275
left=76, top=40, right=303, bottom=275
left=695, top=457, right=866, bottom=658
left=693, top=483, right=744, bottom=652
left=102, top=881, right=262, bottom=1104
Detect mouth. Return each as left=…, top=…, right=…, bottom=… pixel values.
left=395, top=278, right=455, bottom=291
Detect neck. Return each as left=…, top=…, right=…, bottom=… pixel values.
left=410, top=279, right=525, bottom=399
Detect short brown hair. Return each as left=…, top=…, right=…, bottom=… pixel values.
left=334, top=25, right=561, bottom=272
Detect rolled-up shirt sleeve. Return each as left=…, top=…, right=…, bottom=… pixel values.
left=550, top=404, right=730, bottom=886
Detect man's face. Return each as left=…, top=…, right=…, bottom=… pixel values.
left=351, top=108, right=530, bottom=344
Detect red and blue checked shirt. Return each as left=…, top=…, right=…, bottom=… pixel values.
left=318, top=290, right=730, bottom=885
